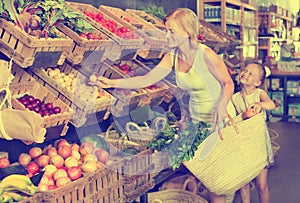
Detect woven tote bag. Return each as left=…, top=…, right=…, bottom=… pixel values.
left=183, top=112, right=268, bottom=196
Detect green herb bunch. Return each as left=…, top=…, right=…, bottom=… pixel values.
left=148, top=121, right=211, bottom=170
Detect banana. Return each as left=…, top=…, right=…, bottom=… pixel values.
left=0, top=179, right=31, bottom=193
left=3, top=191, right=23, bottom=202
left=0, top=193, right=12, bottom=202
left=25, top=185, right=38, bottom=195
left=1, top=175, right=33, bottom=186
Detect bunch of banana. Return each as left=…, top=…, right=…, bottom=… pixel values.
left=0, top=174, right=38, bottom=202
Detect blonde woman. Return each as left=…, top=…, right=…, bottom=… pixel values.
left=96, top=8, right=234, bottom=203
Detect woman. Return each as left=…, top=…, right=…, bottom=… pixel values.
left=96, top=8, right=234, bottom=202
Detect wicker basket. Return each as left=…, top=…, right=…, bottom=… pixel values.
left=19, top=192, right=42, bottom=203
left=148, top=189, right=208, bottom=203
left=0, top=18, right=73, bottom=68
left=40, top=161, right=124, bottom=203
left=66, top=2, right=144, bottom=61
left=56, top=23, right=113, bottom=65
left=183, top=113, right=268, bottom=196
left=271, top=140, right=280, bottom=157
left=27, top=62, right=112, bottom=127
left=99, top=5, right=167, bottom=59
left=99, top=130, right=155, bottom=202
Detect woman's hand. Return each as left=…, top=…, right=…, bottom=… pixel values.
left=97, top=76, right=114, bottom=88
left=212, top=103, right=228, bottom=140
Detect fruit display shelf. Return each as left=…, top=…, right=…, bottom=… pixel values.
left=27, top=62, right=113, bottom=128
left=98, top=5, right=167, bottom=59
left=56, top=23, right=113, bottom=65
left=65, top=2, right=145, bottom=62
left=0, top=18, right=73, bottom=68
left=79, top=61, right=151, bottom=117
left=107, top=59, right=169, bottom=107
left=39, top=160, right=124, bottom=203
left=10, top=80, right=73, bottom=140
left=99, top=131, right=155, bottom=203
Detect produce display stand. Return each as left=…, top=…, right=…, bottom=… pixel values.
left=10, top=81, right=73, bottom=139
left=0, top=18, right=73, bottom=68
left=66, top=2, right=145, bottom=62
left=100, top=131, right=155, bottom=203
left=98, top=5, right=167, bottom=59
left=39, top=161, right=124, bottom=203
left=125, top=9, right=166, bottom=31
left=56, top=23, right=113, bottom=65
left=27, top=62, right=112, bottom=128
left=79, top=61, right=151, bottom=117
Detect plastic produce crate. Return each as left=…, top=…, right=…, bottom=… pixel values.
left=99, top=5, right=167, bottom=59
left=66, top=2, right=145, bottom=62
left=0, top=18, right=73, bottom=68
left=27, top=62, right=112, bottom=127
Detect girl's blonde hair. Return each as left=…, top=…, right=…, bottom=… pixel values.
left=164, top=8, right=199, bottom=43
left=245, top=62, right=267, bottom=90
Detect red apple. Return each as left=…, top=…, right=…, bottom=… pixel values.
left=67, top=166, right=83, bottom=181
left=36, top=155, right=50, bottom=168
left=56, top=177, right=71, bottom=188
left=50, top=155, right=64, bottom=168
left=53, top=168, right=68, bottom=181
left=71, top=143, right=80, bottom=152
left=46, top=147, right=58, bottom=157
left=26, top=162, right=40, bottom=175
left=18, top=153, right=31, bottom=166
left=95, top=149, right=109, bottom=164
left=55, top=139, right=70, bottom=149
left=29, top=147, right=43, bottom=159
left=0, top=158, right=10, bottom=168
left=57, top=145, right=72, bottom=159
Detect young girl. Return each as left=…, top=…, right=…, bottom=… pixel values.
left=231, top=62, right=276, bottom=203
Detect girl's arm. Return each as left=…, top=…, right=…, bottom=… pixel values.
left=97, top=53, right=173, bottom=89
left=258, top=90, right=276, bottom=110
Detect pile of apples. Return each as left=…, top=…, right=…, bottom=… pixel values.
left=113, top=63, right=132, bottom=74
left=17, top=94, right=61, bottom=117
left=83, top=11, right=139, bottom=39
left=45, top=68, right=111, bottom=103
left=18, top=139, right=110, bottom=190
left=145, top=84, right=159, bottom=91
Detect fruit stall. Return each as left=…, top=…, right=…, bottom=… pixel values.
left=0, top=0, right=291, bottom=203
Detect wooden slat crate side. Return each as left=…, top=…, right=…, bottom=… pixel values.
left=66, top=2, right=144, bottom=47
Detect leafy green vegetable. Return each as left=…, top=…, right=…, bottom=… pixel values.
left=147, top=121, right=211, bottom=170
left=140, top=4, right=166, bottom=20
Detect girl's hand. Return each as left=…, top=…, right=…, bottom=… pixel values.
left=248, top=103, right=261, bottom=114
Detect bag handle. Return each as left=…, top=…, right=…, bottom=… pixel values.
left=125, top=117, right=168, bottom=133
left=182, top=178, right=198, bottom=194
left=227, top=114, right=239, bottom=134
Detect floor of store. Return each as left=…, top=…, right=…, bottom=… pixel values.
left=249, top=120, right=300, bottom=203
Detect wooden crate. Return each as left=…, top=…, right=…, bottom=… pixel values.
left=100, top=132, right=155, bottom=203
left=27, top=62, right=112, bottom=127
left=78, top=61, right=150, bottom=117
left=56, top=23, right=113, bottom=65
left=10, top=81, right=73, bottom=137
left=40, top=162, right=124, bottom=203
left=125, top=9, right=165, bottom=31
left=66, top=2, right=144, bottom=62
left=99, top=5, right=167, bottom=59
left=0, top=18, right=73, bottom=68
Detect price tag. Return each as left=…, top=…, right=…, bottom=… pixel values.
left=31, top=51, right=62, bottom=68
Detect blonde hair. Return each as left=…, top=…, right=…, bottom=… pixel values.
left=164, top=8, right=199, bottom=43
